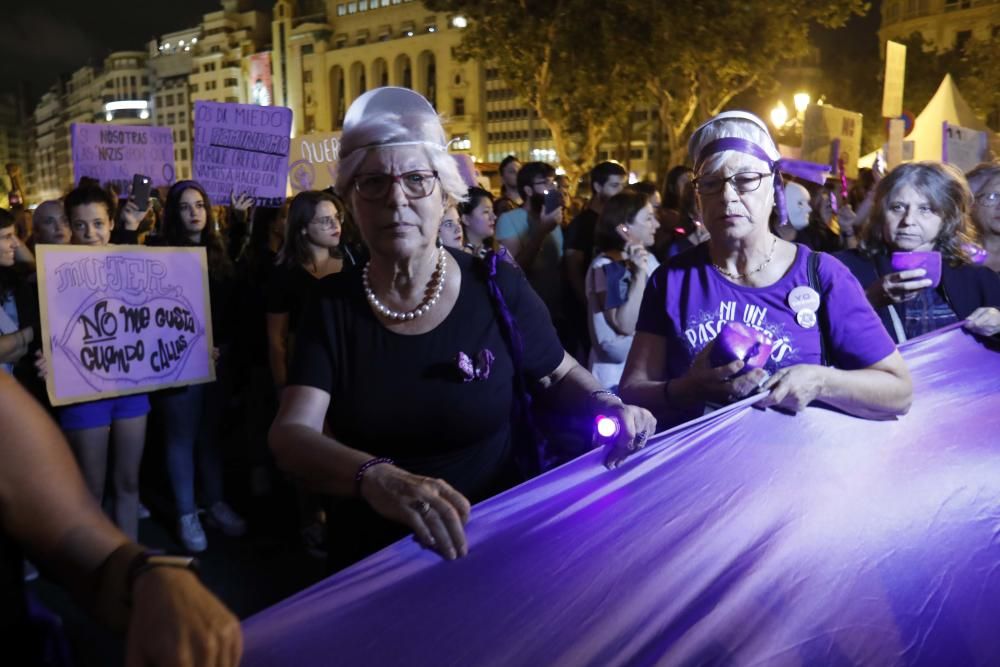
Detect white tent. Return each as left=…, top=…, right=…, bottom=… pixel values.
left=858, top=74, right=996, bottom=169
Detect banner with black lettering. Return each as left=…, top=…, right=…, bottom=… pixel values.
left=192, top=100, right=292, bottom=207
left=36, top=245, right=215, bottom=406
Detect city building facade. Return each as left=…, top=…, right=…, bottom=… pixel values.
left=21, top=0, right=676, bottom=201
left=879, top=0, right=1000, bottom=49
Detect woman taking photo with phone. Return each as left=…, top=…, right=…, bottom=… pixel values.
left=585, top=191, right=660, bottom=391
left=836, top=161, right=1000, bottom=342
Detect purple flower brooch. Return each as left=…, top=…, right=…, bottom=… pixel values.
left=456, top=349, right=495, bottom=382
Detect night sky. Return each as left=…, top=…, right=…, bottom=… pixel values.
left=0, top=0, right=272, bottom=103
left=2, top=0, right=882, bottom=106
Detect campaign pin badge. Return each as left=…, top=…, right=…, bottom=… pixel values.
left=796, top=309, right=817, bottom=329
left=788, top=286, right=821, bottom=313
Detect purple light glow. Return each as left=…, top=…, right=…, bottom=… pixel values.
left=595, top=415, right=620, bottom=439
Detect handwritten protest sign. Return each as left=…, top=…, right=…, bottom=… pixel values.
left=71, top=123, right=175, bottom=192
left=288, top=131, right=340, bottom=193
left=36, top=245, right=215, bottom=407
left=193, top=100, right=292, bottom=207
left=802, top=105, right=863, bottom=179
left=942, top=122, right=988, bottom=173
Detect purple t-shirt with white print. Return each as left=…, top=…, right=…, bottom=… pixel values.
left=636, top=243, right=897, bottom=422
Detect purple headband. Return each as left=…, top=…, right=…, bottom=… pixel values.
left=694, top=137, right=831, bottom=224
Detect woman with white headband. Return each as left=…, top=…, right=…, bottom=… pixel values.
left=620, top=111, right=912, bottom=429
left=268, top=88, right=655, bottom=570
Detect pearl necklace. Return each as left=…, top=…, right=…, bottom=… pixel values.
left=363, top=248, right=447, bottom=321
left=713, top=237, right=778, bottom=281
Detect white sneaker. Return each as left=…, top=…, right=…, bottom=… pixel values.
left=178, top=513, right=208, bottom=552
left=207, top=501, right=247, bottom=537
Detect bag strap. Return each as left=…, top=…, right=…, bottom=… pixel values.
left=807, top=251, right=833, bottom=367
left=477, top=251, right=548, bottom=476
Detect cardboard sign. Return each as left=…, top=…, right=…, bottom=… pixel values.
left=942, top=122, right=988, bottom=173
left=801, top=105, right=863, bottom=179
left=882, top=41, right=907, bottom=119
left=288, top=131, right=341, bottom=193
left=192, top=100, right=292, bottom=207
left=36, top=245, right=215, bottom=406
left=71, top=123, right=175, bottom=192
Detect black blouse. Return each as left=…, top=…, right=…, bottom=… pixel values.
left=289, top=248, right=564, bottom=501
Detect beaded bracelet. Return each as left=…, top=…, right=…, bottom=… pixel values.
left=354, top=457, right=394, bottom=496
left=590, top=389, right=622, bottom=404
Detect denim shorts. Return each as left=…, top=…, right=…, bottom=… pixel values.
left=57, top=393, right=151, bottom=431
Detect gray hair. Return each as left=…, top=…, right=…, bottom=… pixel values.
left=335, top=109, right=467, bottom=206
left=688, top=115, right=780, bottom=177
left=860, top=161, right=978, bottom=266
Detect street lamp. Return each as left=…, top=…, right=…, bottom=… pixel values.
left=793, top=92, right=810, bottom=115
left=770, top=101, right=789, bottom=129
left=451, top=15, right=468, bottom=28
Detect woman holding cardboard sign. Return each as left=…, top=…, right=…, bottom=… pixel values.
left=49, top=184, right=152, bottom=543
left=269, top=87, right=655, bottom=571
left=837, top=162, right=1000, bottom=342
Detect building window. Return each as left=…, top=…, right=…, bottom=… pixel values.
left=337, top=3, right=346, bottom=16
left=301, top=44, right=314, bottom=55
left=224, top=78, right=239, bottom=87
left=180, top=148, right=188, bottom=160
left=453, top=97, right=465, bottom=116
left=348, top=2, right=357, bottom=13
left=190, top=84, right=199, bottom=92
left=955, top=29, right=972, bottom=50
left=179, top=111, right=186, bottom=122
left=167, top=112, right=176, bottom=124
left=226, top=96, right=238, bottom=102
left=359, top=0, right=368, bottom=9
left=166, top=94, right=175, bottom=106
left=156, top=95, right=164, bottom=107
left=303, top=70, right=313, bottom=83
left=178, top=129, right=187, bottom=142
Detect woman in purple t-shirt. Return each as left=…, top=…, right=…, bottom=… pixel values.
left=620, top=111, right=913, bottom=428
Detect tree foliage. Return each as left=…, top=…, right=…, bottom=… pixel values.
left=428, top=0, right=868, bottom=180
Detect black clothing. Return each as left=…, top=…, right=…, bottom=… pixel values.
left=289, top=248, right=564, bottom=568
left=564, top=209, right=599, bottom=268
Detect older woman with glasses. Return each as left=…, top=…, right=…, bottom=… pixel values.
left=268, top=88, right=654, bottom=571
left=837, top=161, right=1000, bottom=342
left=967, top=162, right=1000, bottom=273
left=620, top=111, right=912, bottom=430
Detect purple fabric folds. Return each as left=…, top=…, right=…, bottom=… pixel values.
left=244, top=326, right=1000, bottom=666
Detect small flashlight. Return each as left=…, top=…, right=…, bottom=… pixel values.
left=595, top=415, right=620, bottom=439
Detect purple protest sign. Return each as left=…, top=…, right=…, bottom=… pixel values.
left=192, top=100, right=292, bottom=207
left=71, top=123, right=176, bottom=192
left=35, top=245, right=215, bottom=407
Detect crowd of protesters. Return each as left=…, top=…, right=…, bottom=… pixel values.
left=2, top=87, right=1000, bottom=663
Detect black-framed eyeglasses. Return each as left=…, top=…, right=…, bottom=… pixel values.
left=693, top=172, right=771, bottom=195
left=354, top=170, right=439, bottom=201
left=976, top=191, right=1000, bottom=209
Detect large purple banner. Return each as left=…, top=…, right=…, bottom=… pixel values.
left=36, top=245, right=214, bottom=406
left=192, top=100, right=292, bottom=207
left=70, top=123, right=176, bottom=192
left=243, top=325, right=1000, bottom=666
